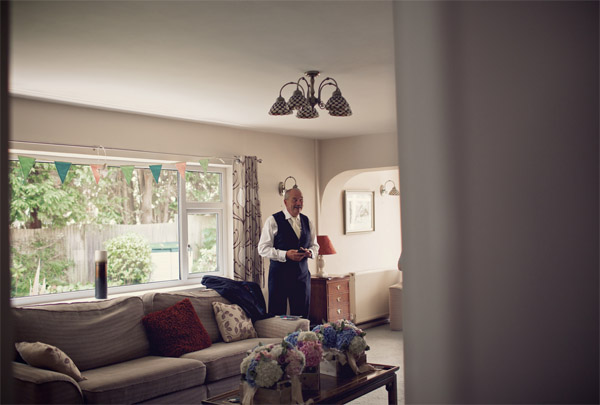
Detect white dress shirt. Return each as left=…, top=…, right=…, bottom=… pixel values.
left=257, top=209, right=319, bottom=262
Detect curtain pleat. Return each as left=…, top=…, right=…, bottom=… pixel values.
left=232, top=156, right=264, bottom=286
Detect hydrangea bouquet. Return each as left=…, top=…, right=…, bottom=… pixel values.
left=311, top=319, right=373, bottom=375
left=240, top=342, right=305, bottom=404
left=284, top=331, right=324, bottom=371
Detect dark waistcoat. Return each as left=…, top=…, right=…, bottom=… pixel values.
left=270, top=211, right=311, bottom=273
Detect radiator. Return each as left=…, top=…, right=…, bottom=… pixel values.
left=349, top=269, right=401, bottom=324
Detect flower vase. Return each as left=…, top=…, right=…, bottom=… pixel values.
left=300, top=365, right=320, bottom=390
left=320, top=351, right=368, bottom=377
left=240, top=380, right=292, bottom=404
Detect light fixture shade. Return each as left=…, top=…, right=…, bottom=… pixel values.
left=269, top=96, right=292, bottom=116
left=287, top=89, right=307, bottom=111
left=317, top=235, right=337, bottom=255
left=325, top=89, right=352, bottom=117
left=297, top=106, right=319, bottom=119
left=380, top=180, right=400, bottom=196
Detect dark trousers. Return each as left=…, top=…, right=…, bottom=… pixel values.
left=268, top=263, right=311, bottom=318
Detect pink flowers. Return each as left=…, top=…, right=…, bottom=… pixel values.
left=241, top=342, right=306, bottom=388
left=297, top=340, right=324, bottom=368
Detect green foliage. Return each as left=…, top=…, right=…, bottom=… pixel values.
left=105, top=233, right=152, bottom=285
left=186, top=172, right=221, bottom=203
left=202, top=228, right=217, bottom=249
left=10, top=237, right=74, bottom=297
left=191, top=248, right=218, bottom=273
left=191, top=228, right=218, bottom=273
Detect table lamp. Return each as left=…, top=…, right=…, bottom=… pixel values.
left=316, top=235, right=337, bottom=278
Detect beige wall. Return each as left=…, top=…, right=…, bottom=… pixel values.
left=317, top=132, right=398, bottom=198
left=319, top=168, right=401, bottom=275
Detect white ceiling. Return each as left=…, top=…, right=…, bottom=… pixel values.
left=10, top=1, right=398, bottom=139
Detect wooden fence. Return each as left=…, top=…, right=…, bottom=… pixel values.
left=11, top=223, right=179, bottom=284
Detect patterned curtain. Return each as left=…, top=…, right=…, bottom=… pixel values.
left=232, top=156, right=264, bottom=286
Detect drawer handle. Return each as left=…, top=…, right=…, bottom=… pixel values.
left=336, top=285, right=341, bottom=290
left=336, top=297, right=341, bottom=302
left=337, top=309, right=341, bottom=314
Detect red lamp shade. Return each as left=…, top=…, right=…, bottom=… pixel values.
left=317, top=235, right=337, bottom=255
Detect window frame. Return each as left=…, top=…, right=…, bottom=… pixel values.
left=9, top=149, right=232, bottom=306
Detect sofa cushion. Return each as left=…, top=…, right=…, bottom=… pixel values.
left=181, top=337, right=281, bottom=383
left=79, top=356, right=206, bottom=404
left=212, top=302, right=257, bottom=343
left=142, top=298, right=212, bottom=357
left=13, top=296, right=150, bottom=371
left=15, top=341, right=86, bottom=382
left=142, top=290, right=230, bottom=343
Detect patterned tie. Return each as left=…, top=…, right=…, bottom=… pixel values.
left=291, top=216, right=301, bottom=239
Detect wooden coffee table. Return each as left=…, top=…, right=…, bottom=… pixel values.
left=202, top=363, right=399, bottom=405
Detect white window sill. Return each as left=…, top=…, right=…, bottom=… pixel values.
left=11, top=281, right=209, bottom=307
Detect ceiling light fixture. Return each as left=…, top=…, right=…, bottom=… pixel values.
left=269, top=71, right=352, bottom=119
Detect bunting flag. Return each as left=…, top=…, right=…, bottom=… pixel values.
left=54, top=161, right=72, bottom=184
left=149, top=165, right=162, bottom=183
left=18, top=156, right=36, bottom=183
left=199, top=159, right=209, bottom=175
left=90, top=164, right=103, bottom=184
left=175, top=162, right=186, bottom=180
left=121, top=165, right=135, bottom=185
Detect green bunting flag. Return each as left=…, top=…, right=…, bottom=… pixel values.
left=199, top=159, right=209, bottom=175
left=54, top=161, right=72, bottom=184
left=18, top=156, right=36, bottom=183
left=149, top=165, right=162, bottom=183
left=121, top=165, right=135, bottom=185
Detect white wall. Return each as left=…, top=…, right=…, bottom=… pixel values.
left=395, top=2, right=598, bottom=403
left=319, top=169, right=401, bottom=275
left=10, top=96, right=320, bottom=278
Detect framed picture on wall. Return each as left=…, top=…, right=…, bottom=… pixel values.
left=344, top=190, right=375, bottom=234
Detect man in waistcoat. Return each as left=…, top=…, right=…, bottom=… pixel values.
left=258, top=187, right=319, bottom=318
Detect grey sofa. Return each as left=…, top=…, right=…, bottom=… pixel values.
left=12, top=289, right=309, bottom=404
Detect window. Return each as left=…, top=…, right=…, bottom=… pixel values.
left=9, top=152, right=229, bottom=302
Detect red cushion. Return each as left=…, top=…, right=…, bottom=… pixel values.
left=142, top=298, right=211, bottom=357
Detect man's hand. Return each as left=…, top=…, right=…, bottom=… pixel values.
left=286, top=249, right=310, bottom=262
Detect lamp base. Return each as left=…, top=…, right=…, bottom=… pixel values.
left=316, top=255, right=328, bottom=278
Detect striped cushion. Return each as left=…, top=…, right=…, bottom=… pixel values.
left=143, top=290, right=230, bottom=343
left=13, top=297, right=150, bottom=371
left=181, top=338, right=281, bottom=382
left=79, top=356, right=205, bottom=404
left=254, top=317, right=310, bottom=338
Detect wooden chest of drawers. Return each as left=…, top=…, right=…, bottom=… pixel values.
left=309, top=275, right=351, bottom=325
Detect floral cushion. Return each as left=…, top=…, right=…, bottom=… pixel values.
left=142, top=298, right=212, bottom=357
left=15, top=341, right=87, bottom=381
left=211, top=302, right=257, bottom=343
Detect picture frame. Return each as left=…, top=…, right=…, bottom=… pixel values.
left=344, top=190, right=375, bottom=234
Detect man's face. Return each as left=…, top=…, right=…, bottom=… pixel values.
left=284, top=189, right=303, bottom=217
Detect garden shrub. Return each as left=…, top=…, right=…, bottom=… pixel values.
left=105, top=233, right=152, bottom=285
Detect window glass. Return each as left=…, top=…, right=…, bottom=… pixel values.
left=9, top=161, right=179, bottom=298
left=187, top=213, right=218, bottom=274
left=185, top=171, right=221, bottom=203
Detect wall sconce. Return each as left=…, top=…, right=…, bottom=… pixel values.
left=278, top=176, right=298, bottom=196
left=316, top=235, right=337, bottom=278
left=380, top=180, right=400, bottom=196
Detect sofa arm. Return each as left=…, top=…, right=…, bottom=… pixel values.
left=13, top=362, right=84, bottom=404
left=254, top=317, right=310, bottom=338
